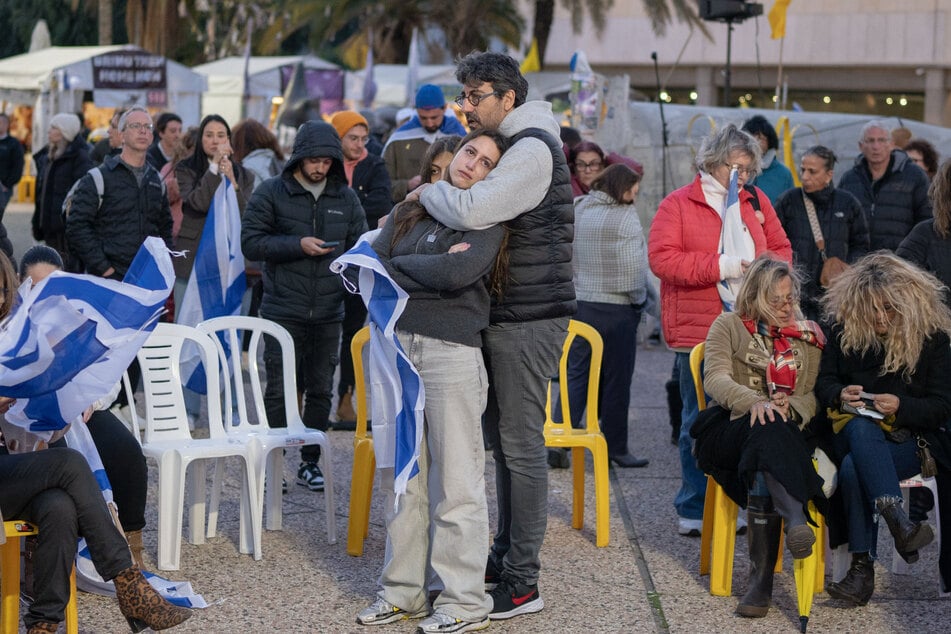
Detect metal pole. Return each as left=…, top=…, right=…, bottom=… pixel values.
left=724, top=19, right=734, bottom=107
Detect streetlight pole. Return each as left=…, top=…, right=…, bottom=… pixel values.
left=724, top=18, right=734, bottom=107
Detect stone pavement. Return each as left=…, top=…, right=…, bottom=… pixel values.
left=70, top=344, right=949, bottom=634
left=1, top=202, right=946, bottom=632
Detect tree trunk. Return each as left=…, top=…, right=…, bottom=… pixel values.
left=98, top=0, right=113, bottom=45
left=533, top=0, right=554, bottom=69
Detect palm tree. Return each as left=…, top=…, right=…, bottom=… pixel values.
left=531, top=0, right=706, bottom=68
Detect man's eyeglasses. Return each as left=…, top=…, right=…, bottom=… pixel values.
left=454, top=91, right=500, bottom=108
left=124, top=122, right=154, bottom=132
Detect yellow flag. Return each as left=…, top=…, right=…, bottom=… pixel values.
left=768, top=0, right=791, bottom=40
left=520, top=39, right=541, bottom=74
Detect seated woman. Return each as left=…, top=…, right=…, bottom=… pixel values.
left=356, top=129, right=508, bottom=632
left=18, top=245, right=152, bottom=569
left=0, top=249, right=190, bottom=634
left=818, top=252, right=949, bottom=605
left=691, top=256, right=827, bottom=618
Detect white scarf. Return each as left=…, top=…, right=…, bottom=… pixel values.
left=701, top=170, right=755, bottom=311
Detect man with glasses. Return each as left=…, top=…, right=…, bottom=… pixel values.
left=414, top=51, right=575, bottom=622
left=383, top=84, right=467, bottom=202
left=66, top=105, right=173, bottom=280
left=838, top=120, right=932, bottom=251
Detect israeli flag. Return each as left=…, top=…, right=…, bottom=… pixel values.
left=717, top=167, right=755, bottom=312
left=0, top=238, right=173, bottom=438
left=331, top=236, right=424, bottom=506
left=176, top=178, right=246, bottom=393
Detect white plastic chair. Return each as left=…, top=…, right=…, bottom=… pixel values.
left=197, top=316, right=337, bottom=555
left=892, top=474, right=945, bottom=595
left=135, top=322, right=260, bottom=570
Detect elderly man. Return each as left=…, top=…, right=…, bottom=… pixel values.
left=382, top=84, right=467, bottom=202
left=838, top=120, right=932, bottom=251
left=242, top=120, right=367, bottom=493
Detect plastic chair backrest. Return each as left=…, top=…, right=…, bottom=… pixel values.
left=351, top=326, right=371, bottom=441
left=545, top=319, right=604, bottom=435
left=197, top=315, right=304, bottom=435
left=689, top=342, right=707, bottom=412
left=137, top=322, right=224, bottom=443
left=120, top=370, right=141, bottom=444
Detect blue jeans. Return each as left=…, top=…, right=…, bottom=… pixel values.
left=484, top=317, right=568, bottom=585
left=835, top=417, right=921, bottom=554
left=562, top=301, right=641, bottom=456
left=674, top=351, right=706, bottom=520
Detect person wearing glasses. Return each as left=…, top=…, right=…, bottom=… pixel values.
left=648, top=123, right=792, bottom=538
left=568, top=140, right=644, bottom=198
left=838, top=120, right=932, bottom=252
left=382, top=84, right=467, bottom=203
left=773, top=145, right=869, bottom=321
left=65, top=105, right=173, bottom=281
left=414, top=51, right=575, bottom=621
left=692, top=256, right=827, bottom=618
left=817, top=252, right=948, bottom=604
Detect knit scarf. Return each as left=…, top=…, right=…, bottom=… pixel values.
left=743, top=318, right=826, bottom=396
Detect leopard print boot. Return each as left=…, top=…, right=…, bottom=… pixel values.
left=112, top=565, right=192, bottom=632
left=26, top=622, right=59, bottom=634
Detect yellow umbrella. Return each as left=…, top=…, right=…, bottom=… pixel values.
left=793, top=500, right=824, bottom=632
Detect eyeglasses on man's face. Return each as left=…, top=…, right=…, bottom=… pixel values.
left=454, top=91, right=500, bottom=108
left=124, top=122, right=154, bottom=132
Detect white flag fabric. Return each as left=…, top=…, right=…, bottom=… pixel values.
left=718, top=167, right=755, bottom=312
left=176, top=178, right=246, bottom=394
left=0, top=237, right=173, bottom=440
left=331, top=237, right=424, bottom=506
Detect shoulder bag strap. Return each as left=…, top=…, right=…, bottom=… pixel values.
left=801, top=191, right=827, bottom=261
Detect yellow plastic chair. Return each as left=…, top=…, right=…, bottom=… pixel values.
left=1, top=520, right=77, bottom=634
left=15, top=155, right=34, bottom=204
left=543, top=319, right=611, bottom=547
left=690, top=343, right=824, bottom=601
left=347, top=326, right=376, bottom=557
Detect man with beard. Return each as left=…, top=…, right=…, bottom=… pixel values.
left=383, top=84, right=467, bottom=202
left=242, top=120, right=367, bottom=492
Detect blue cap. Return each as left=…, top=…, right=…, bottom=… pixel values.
left=415, top=84, right=445, bottom=109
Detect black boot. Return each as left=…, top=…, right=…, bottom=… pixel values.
left=827, top=552, right=874, bottom=605
left=665, top=378, right=682, bottom=445
left=876, top=495, right=934, bottom=562
left=735, top=497, right=782, bottom=618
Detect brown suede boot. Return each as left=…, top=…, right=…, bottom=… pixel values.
left=336, top=387, right=357, bottom=423
left=126, top=530, right=146, bottom=570
left=112, top=565, right=192, bottom=632
left=26, top=622, right=59, bottom=634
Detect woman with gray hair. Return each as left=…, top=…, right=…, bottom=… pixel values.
left=648, top=123, right=792, bottom=537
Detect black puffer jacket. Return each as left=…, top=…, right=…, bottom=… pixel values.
left=774, top=185, right=869, bottom=318
left=491, top=127, right=576, bottom=323
left=351, top=153, right=391, bottom=230
left=242, top=121, right=367, bottom=324
left=64, top=155, right=172, bottom=278
left=837, top=150, right=932, bottom=251
left=897, top=219, right=951, bottom=302
left=33, top=136, right=93, bottom=239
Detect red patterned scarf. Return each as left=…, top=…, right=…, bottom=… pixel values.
left=742, top=319, right=826, bottom=396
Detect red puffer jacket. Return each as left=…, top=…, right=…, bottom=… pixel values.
left=648, top=174, right=792, bottom=350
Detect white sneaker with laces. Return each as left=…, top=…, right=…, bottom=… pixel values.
left=356, top=597, right=429, bottom=626
left=678, top=517, right=703, bottom=536
left=416, top=611, right=489, bottom=633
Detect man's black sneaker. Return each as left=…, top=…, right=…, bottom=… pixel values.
left=297, top=461, right=325, bottom=492
left=484, top=557, right=502, bottom=590
left=489, top=580, right=544, bottom=620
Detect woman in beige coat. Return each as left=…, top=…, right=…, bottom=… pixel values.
left=691, top=256, right=827, bottom=619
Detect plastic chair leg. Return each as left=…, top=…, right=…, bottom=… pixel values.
left=237, top=458, right=261, bottom=560
left=186, top=460, right=207, bottom=546
left=347, top=439, right=375, bottom=556
left=571, top=446, right=586, bottom=530
left=1, top=536, right=21, bottom=633
left=591, top=440, right=611, bottom=547
left=65, top=566, right=78, bottom=634
left=207, top=458, right=225, bottom=539
left=264, top=450, right=283, bottom=531
left=156, top=452, right=186, bottom=571
left=709, top=482, right=739, bottom=597
left=319, top=439, right=337, bottom=545
left=699, top=475, right=718, bottom=576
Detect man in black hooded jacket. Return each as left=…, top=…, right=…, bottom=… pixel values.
left=242, top=120, right=367, bottom=492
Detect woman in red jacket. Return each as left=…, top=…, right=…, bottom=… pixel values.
left=647, top=123, right=792, bottom=537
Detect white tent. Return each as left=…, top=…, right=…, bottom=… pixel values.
left=0, top=45, right=207, bottom=150
left=345, top=64, right=458, bottom=107
left=193, top=55, right=341, bottom=125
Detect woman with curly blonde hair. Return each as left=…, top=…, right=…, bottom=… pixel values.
left=817, top=252, right=951, bottom=605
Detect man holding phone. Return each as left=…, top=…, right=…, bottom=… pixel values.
left=242, top=120, right=367, bottom=492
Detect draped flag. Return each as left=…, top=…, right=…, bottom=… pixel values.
left=405, top=27, right=421, bottom=107
left=0, top=237, right=173, bottom=439
left=176, top=178, right=246, bottom=394
left=362, top=28, right=378, bottom=108
left=769, top=0, right=792, bottom=39
left=330, top=236, right=424, bottom=507
left=718, top=167, right=754, bottom=312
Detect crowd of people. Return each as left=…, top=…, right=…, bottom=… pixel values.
left=0, top=49, right=949, bottom=633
